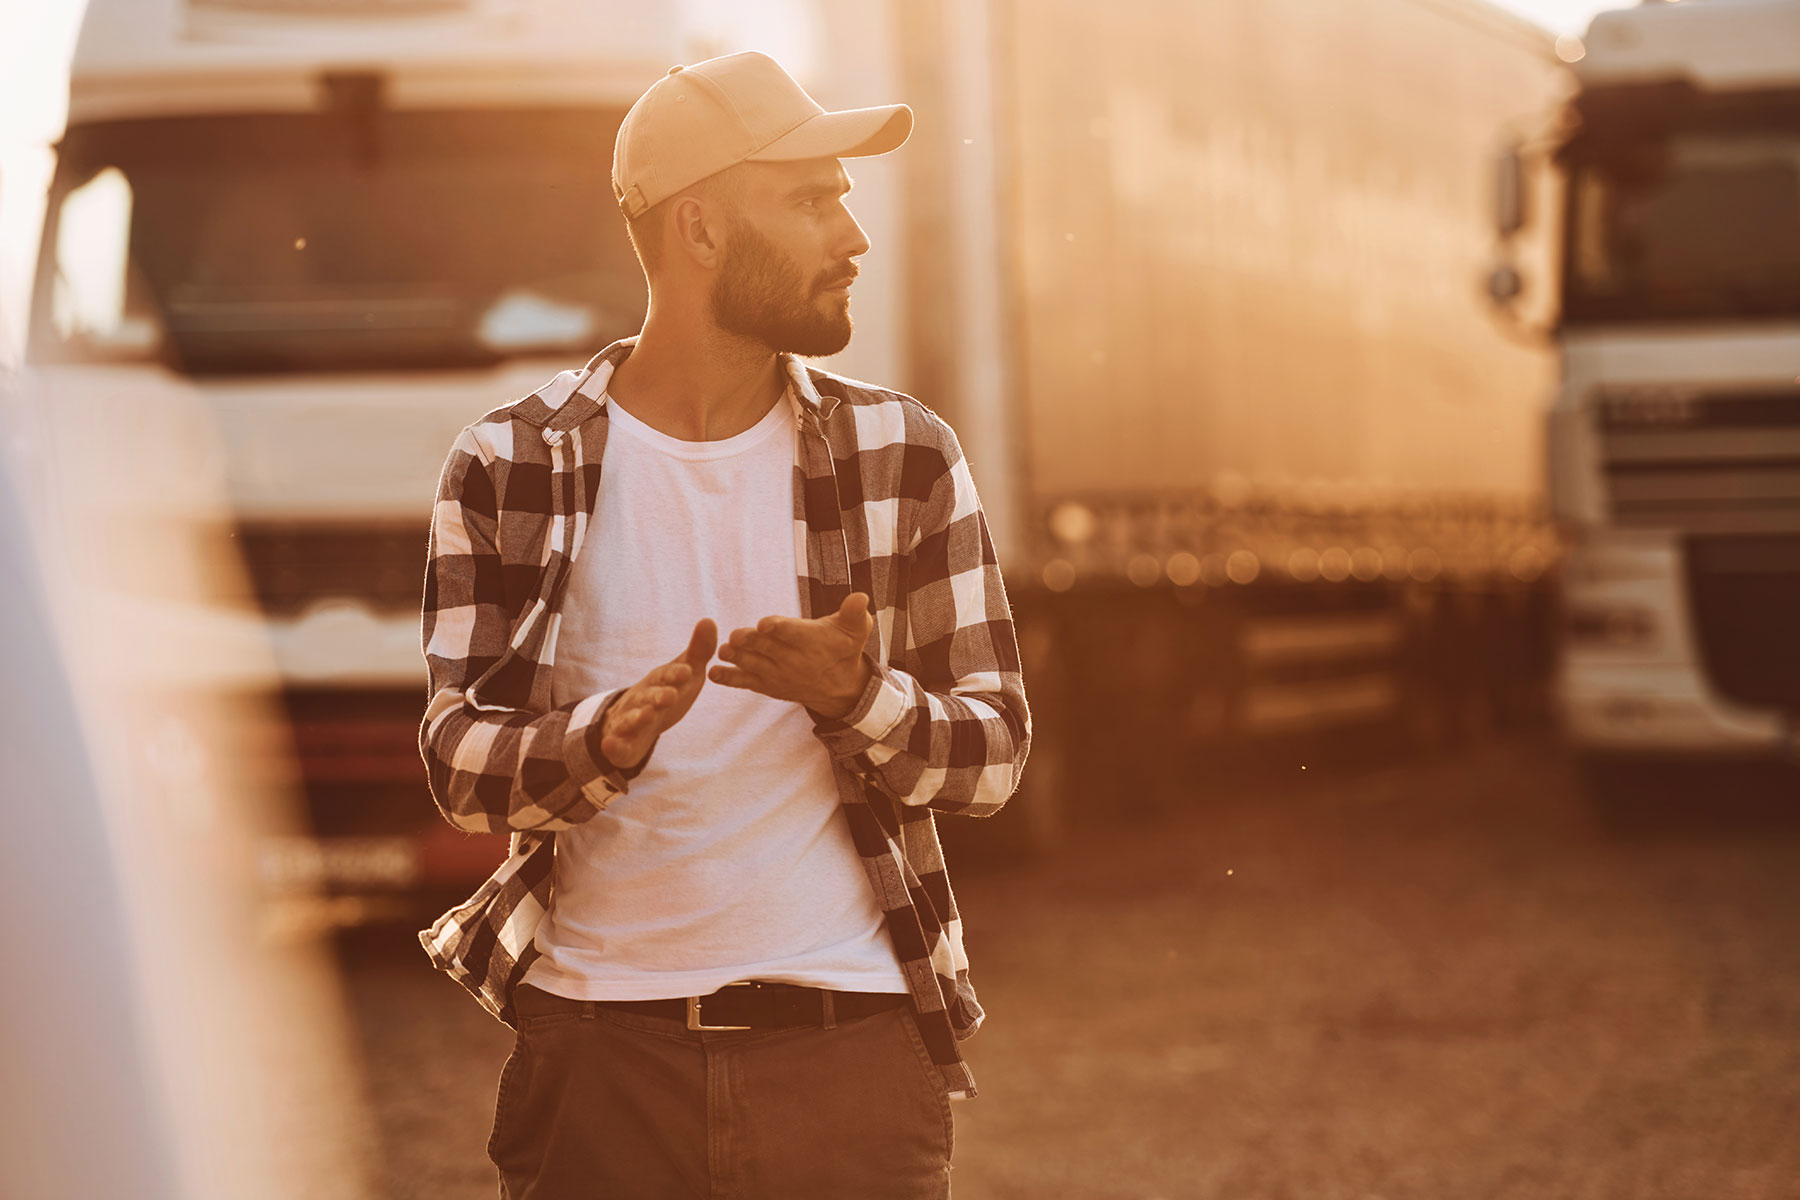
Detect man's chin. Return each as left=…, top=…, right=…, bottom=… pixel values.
left=779, top=313, right=853, bottom=358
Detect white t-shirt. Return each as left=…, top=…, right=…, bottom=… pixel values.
left=522, top=388, right=908, bottom=1000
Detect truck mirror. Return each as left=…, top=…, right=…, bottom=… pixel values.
left=1495, top=143, right=1526, bottom=236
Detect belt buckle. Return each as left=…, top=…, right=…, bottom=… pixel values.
left=686, top=988, right=753, bottom=1032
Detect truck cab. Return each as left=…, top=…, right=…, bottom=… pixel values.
left=1497, top=0, right=1800, bottom=785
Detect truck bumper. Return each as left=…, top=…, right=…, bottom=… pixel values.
left=1555, top=530, right=1795, bottom=762
left=1558, top=657, right=1792, bottom=759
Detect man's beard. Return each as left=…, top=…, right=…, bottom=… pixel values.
left=710, top=215, right=854, bottom=357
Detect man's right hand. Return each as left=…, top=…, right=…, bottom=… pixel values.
left=597, top=618, right=717, bottom=769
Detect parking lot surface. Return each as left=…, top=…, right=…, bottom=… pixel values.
left=337, top=740, right=1800, bottom=1199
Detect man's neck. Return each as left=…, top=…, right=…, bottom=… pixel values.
left=606, top=310, right=788, bottom=443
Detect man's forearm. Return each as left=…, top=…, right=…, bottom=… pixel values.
left=806, top=655, right=1028, bottom=817
left=421, top=685, right=648, bottom=834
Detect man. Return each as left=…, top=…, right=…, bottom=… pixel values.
left=416, top=51, right=1030, bottom=1198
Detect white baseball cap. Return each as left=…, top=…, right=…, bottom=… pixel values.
left=612, top=51, right=913, bottom=220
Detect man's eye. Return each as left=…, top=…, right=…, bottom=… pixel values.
left=800, top=197, right=820, bottom=211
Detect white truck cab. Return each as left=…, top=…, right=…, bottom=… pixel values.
left=1496, top=0, right=1800, bottom=786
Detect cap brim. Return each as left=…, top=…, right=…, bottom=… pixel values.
left=745, top=103, right=913, bottom=162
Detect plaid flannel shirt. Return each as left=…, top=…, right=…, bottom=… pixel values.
left=416, top=336, right=1030, bottom=1098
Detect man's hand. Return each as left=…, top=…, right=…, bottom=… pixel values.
left=709, top=593, right=876, bottom=720
left=598, top=618, right=717, bottom=769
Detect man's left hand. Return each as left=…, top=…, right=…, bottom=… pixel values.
left=709, top=592, right=876, bottom=720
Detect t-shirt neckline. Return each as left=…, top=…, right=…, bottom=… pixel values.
left=604, top=389, right=792, bottom=462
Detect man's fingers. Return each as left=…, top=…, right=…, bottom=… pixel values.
left=725, top=625, right=773, bottom=651
left=750, top=616, right=811, bottom=648
left=834, top=592, right=872, bottom=627
left=736, top=604, right=872, bottom=651
left=706, top=664, right=785, bottom=698
left=725, top=627, right=809, bottom=663
left=652, top=662, right=692, bottom=688
left=819, top=592, right=874, bottom=641
left=753, top=615, right=807, bottom=643
left=683, top=618, right=719, bottom=668
left=599, top=662, right=697, bottom=766
left=607, top=691, right=669, bottom=734
left=716, top=642, right=784, bottom=676
left=721, top=627, right=759, bottom=654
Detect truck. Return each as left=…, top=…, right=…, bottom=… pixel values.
left=1487, top=0, right=1800, bottom=802
left=26, top=0, right=1565, bottom=911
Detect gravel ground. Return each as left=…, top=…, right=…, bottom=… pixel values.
left=336, top=740, right=1800, bottom=1199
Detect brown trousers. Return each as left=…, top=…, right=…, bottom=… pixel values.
left=489, top=983, right=955, bottom=1199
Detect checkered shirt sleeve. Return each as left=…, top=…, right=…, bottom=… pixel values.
left=418, top=424, right=648, bottom=834
left=807, top=409, right=1030, bottom=817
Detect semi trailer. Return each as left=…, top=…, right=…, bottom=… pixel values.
left=967, top=0, right=1564, bottom=843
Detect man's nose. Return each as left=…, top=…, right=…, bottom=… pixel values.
left=835, top=206, right=872, bottom=260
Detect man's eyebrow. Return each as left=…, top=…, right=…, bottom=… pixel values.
left=785, top=176, right=853, bottom=200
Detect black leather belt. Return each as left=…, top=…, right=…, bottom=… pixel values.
left=599, top=982, right=910, bottom=1030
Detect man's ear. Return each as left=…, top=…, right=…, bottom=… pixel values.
left=670, top=194, right=724, bottom=270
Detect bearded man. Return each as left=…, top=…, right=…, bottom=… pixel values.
left=415, top=51, right=1031, bottom=1199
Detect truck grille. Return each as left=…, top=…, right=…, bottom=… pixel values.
left=232, top=521, right=428, bottom=616
left=1685, top=534, right=1800, bottom=712
left=1601, top=388, right=1800, bottom=536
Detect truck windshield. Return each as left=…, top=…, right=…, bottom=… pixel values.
left=1561, top=87, right=1800, bottom=324
left=30, top=108, right=646, bottom=373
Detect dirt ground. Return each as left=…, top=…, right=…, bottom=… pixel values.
left=335, top=739, right=1800, bottom=1199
